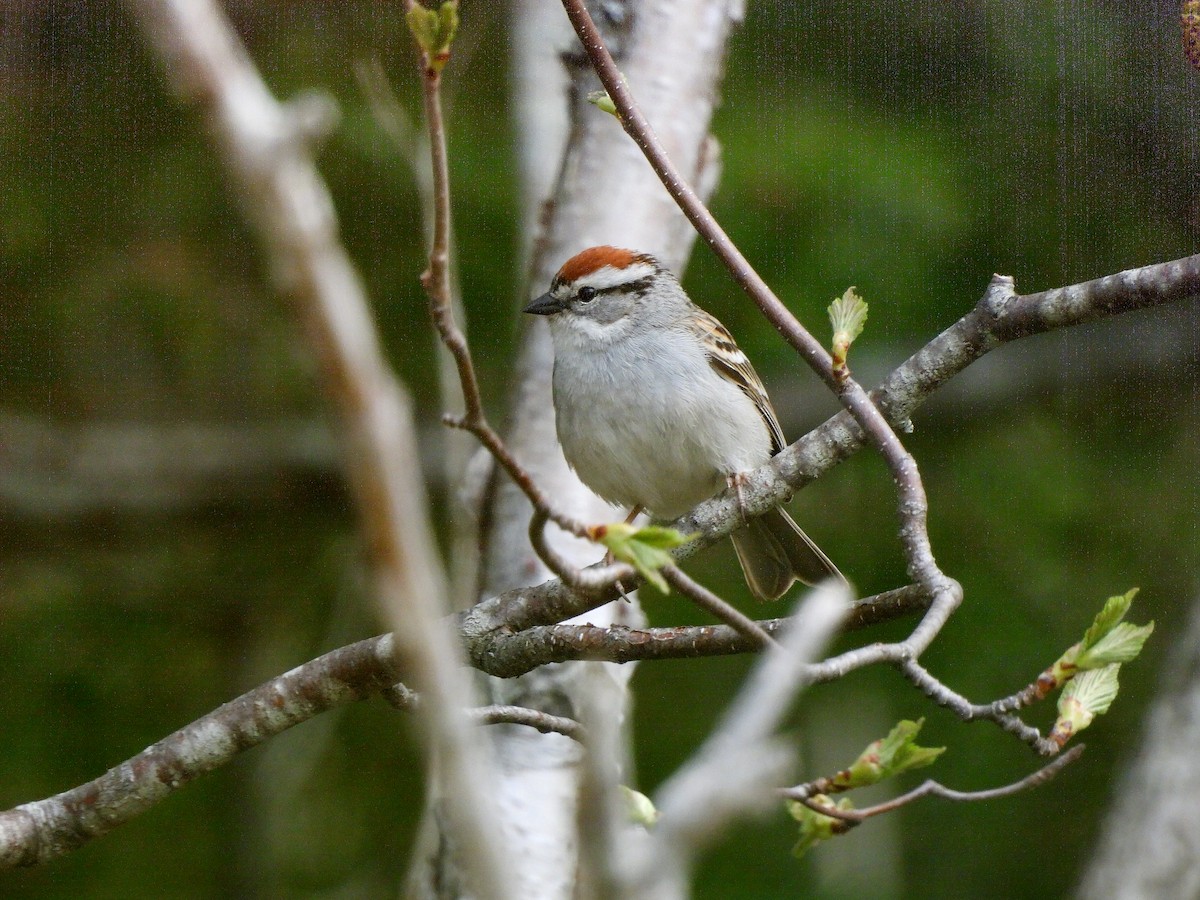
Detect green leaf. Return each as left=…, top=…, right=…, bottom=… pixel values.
left=626, top=524, right=693, bottom=550
left=1077, top=620, right=1155, bottom=668
left=1038, top=588, right=1150, bottom=694
left=832, top=718, right=945, bottom=790
left=1081, top=588, right=1138, bottom=650
left=586, top=90, right=618, bottom=116
left=406, top=6, right=437, bottom=51
left=590, top=523, right=694, bottom=593
left=620, top=785, right=659, bottom=827
left=406, top=1, right=459, bottom=72
left=828, top=287, right=868, bottom=369
left=787, top=796, right=854, bottom=857
left=1063, top=666, right=1121, bottom=718
left=1051, top=665, right=1121, bottom=746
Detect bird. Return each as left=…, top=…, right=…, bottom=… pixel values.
left=524, top=245, right=841, bottom=601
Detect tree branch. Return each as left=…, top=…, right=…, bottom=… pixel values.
left=469, top=584, right=928, bottom=678
left=0, top=636, right=585, bottom=869
left=558, top=0, right=956, bottom=642
left=467, top=705, right=584, bottom=741
left=125, top=1, right=515, bottom=895
left=0, top=635, right=400, bottom=868
left=463, top=257, right=1200, bottom=644
left=782, top=745, right=1086, bottom=824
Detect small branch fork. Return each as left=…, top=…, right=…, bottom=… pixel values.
left=781, top=745, right=1086, bottom=829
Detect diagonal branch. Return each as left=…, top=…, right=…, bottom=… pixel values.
left=557, top=0, right=956, bottom=675
left=125, top=1, right=515, bottom=895
left=0, top=635, right=585, bottom=869
left=464, top=257, right=1200, bottom=642
left=0, top=636, right=400, bottom=868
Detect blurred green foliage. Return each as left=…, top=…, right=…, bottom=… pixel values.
left=2, top=1, right=1198, bottom=898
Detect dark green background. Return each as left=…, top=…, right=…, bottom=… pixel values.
left=2, top=2, right=1197, bottom=897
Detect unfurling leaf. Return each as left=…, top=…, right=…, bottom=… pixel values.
left=406, top=1, right=459, bottom=72
left=1081, top=588, right=1138, bottom=648
left=589, top=523, right=694, bottom=593
left=586, top=90, right=618, bottom=116
left=1050, top=665, right=1121, bottom=747
left=832, top=718, right=945, bottom=791
left=620, top=785, right=659, bottom=827
left=828, top=287, right=868, bottom=371
left=1037, top=588, right=1152, bottom=695
left=787, top=796, right=855, bottom=857
left=1077, top=620, right=1155, bottom=669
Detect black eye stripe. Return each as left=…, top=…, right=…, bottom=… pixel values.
left=579, top=275, right=654, bottom=298
left=612, top=275, right=655, bottom=295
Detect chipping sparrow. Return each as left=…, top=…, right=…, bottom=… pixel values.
left=524, top=245, right=841, bottom=601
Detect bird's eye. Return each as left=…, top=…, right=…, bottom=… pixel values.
left=578, top=286, right=597, bottom=303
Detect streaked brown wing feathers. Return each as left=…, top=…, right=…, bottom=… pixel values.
left=694, top=309, right=787, bottom=455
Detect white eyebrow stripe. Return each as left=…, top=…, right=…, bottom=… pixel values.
left=574, top=261, right=657, bottom=291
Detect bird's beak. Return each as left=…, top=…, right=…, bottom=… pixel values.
left=523, top=292, right=566, bottom=316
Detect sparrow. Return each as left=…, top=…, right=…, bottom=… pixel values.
left=524, top=246, right=841, bottom=600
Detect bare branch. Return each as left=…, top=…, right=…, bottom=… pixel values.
left=0, top=638, right=585, bottom=869
left=467, top=706, right=584, bottom=741
left=125, top=1, right=514, bottom=894
left=617, top=581, right=851, bottom=898
left=406, top=8, right=484, bottom=431
left=465, top=585, right=926, bottom=677
left=0, top=636, right=400, bottom=868
left=662, top=565, right=777, bottom=649
left=899, top=660, right=1061, bottom=756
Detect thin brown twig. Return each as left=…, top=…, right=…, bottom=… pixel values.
left=558, top=0, right=956, bottom=629
left=662, top=565, right=778, bottom=649
left=526, top=507, right=637, bottom=595
left=445, top=413, right=593, bottom=538
left=782, top=745, right=1086, bottom=826
left=403, top=5, right=608, bottom=555
left=899, top=660, right=1059, bottom=755
left=409, top=19, right=485, bottom=428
